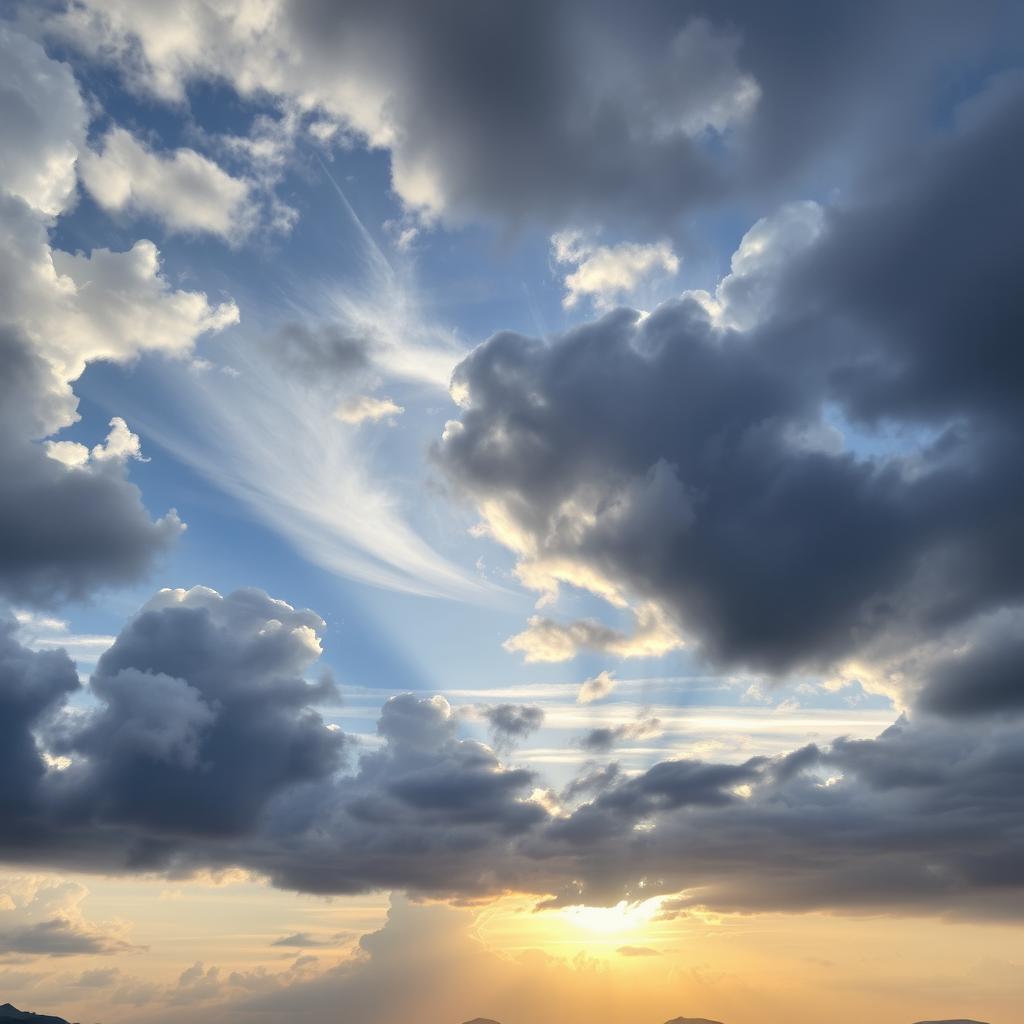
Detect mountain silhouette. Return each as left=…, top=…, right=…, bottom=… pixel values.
left=0, top=1005, right=75, bottom=1024
left=664, top=1018, right=725, bottom=1024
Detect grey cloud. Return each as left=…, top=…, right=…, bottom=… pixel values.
left=436, top=71, right=1024, bottom=690
left=53, top=586, right=347, bottom=838
left=271, top=932, right=345, bottom=949
left=52, top=1, right=1021, bottom=233
left=480, top=703, right=545, bottom=746
left=74, top=967, right=122, bottom=987
left=532, top=714, right=1024, bottom=915
left=3, top=595, right=1024, bottom=916
left=0, top=329, right=182, bottom=608
left=267, top=322, right=370, bottom=384
left=561, top=762, right=621, bottom=803
left=0, top=616, right=80, bottom=820
left=915, top=614, right=1024, bottom=718
left=580, top=715, right=661, bottom=754
left=0, top=918, right=131, bottom=957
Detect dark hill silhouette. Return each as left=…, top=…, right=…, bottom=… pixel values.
left=0, top=1005, right=75, bottom=1024
left=664, top=1018, right=725, bottom=1024
left=664, top=1018, right=725, bottom=1023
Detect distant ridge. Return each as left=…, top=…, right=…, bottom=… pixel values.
left=664, top=1018, right=726, bottom=1024
left=0, top=1005, right=74, bottom=1024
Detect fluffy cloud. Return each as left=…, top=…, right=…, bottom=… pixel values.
left=577, top=671, right=617, bottom=705
left=47, top=1, right=762, bottom=228
left=2, top=583, right=1024, bottom=919
left=0, top=26, right=238, bottom=608
left=335, top=396, right=405, bottom=426
left=683, top=201, right=824, bottom=330
left=79, top=127, right=256, bottom=240
left=0, top=331, right=182, bottom=608
left=480, top=704, right=545, bottom=749
left=54, top=586, right=346, bottom=838
left=0, top=877, right=134, bottom=957
left=552, top=232, right=679, bottom=310
left=42, top=1, right=1010, bottom=236
left=437, top=75, right=1024, bottom=699
left=504, top=605, right=682, bottom=664
left=0, top=27, right=85, bottom=217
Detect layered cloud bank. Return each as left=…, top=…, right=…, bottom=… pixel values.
left=2, top=584, right=1024, bottom=920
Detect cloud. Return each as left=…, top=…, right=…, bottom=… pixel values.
left=577, top=671, right=617, bottom=704
left=579, top=714, right=662, bottom=754
left=335, top=396, right=405, bottom=426
left=479, top=704, right=545, bottom=748
left=916, top=617, right=1024, bottom=717
left=271, top=932, right=346, bottom=950
left=616, top=945, right=660, bottom=957
left=55, top=586, right=347, bottom=837
left=504, top=605, right=682, bottom=664
left=683, top=201, right=824, bottom=330
left=0, top=26, right=85, bottom=217
left=0, top=330, right=182, bottom=608
left=552, top=232, right=679, bottom=310
left=0, top=877, right=134, bottom=957
left=47, top=2, right=764, bottom=229
left=79, top=127, right=257, bottom=240
left=437, top=73, right=1024, bottom=691
left=109, top=175, right=485, bottom=603
left=3, top=588, right=1024, bottom=918
left=43, top=1, right=1010, bottom=240
left=267, top=323, right=370, bottom=384
left=45, top=416, right=146, bottom=468
left=0, top=27, right=239, bottom=607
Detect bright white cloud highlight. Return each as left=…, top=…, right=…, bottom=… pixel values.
left=504, top=604, right=683, bottom=664
left=0, top=27, right=86, bottom=217
left=685, top=200, right=825, bottom=330
left=46, top=416, right=146, bottom=468
left=552, top=232, right=680, bottom=309
left=335, top=395, right=405, bottom=426
left=577, top=670, right=618, bottom=704
left=80, top=127, right=256, bottom=240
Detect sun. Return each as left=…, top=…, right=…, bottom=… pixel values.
left=559, top=897, right=663, bottom=938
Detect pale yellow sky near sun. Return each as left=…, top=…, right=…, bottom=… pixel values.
left=3, top=870, right=1022, bottom=1024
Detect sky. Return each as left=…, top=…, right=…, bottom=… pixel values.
left=1, top=2, right=1023, bottom=1023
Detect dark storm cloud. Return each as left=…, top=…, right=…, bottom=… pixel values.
left=917, top=621, right=1024, bottom=717
left=55, top=0, right=1020, bottom=231
left=0, top=329, right=182, bottom=608
left=0, top=617, right=79, bottom=819
left=287, top=0, right=1022, bottom=229
left=53, top=586, right=348, bottom=838
left=530, top=715, right=1024, bottom=915
left=3, top=593, right=1024, bottom=916
left=436, top=71, right=1024, bottom=684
